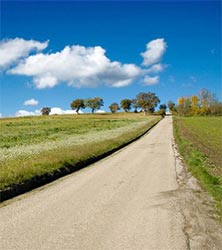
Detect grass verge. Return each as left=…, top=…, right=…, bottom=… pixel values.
left=173, top=117, right=222, bottom=218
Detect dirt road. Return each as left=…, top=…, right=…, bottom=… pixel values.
left=1, top=116, right=221, bottom=250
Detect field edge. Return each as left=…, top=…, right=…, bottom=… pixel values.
left=173, top=117, right=222, bottom=219
left=0, top=117, right=161, bottom=203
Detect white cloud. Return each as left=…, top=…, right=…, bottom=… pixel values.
left=2, top=38, right=168, bottom=89
left=15, top=107, right=83, bottom=117
left=141, top=38, right=167, bottom=66
left=9, top=45, right=142, bottom=89
left=143, top=75, right=159, bottom=86
left=0, top=113, right=2, bottom=118
left=96, top=110, right=106, bottom=113
left=146, top=63, right=165, bottom=74
left=15, top=109, right=41, bottom=117
left=23, top=98, right=39, bottom=106
left=0, top=38, right=48, bottom=68
left=50, top=107, right=82, bottom=115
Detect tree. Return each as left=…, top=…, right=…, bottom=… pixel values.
left=85, top=97, right=104, bottom=113
left=167, top=101, right=175, bottom=112
left=177, top=97, right=191, bottom=116
left=190, top=95, right=200, bottom=115
left=137, top=92, right=160, bottom=114
left=159, top=104, right=167, bottom=115
left=41, top=107, right=51, bottom=116
left=132, top=98, right=139, bottom=113
left=109, top=102, right=120, bottom=113
left=199, top=89, right=218, bottom=115
left=70, top=99, right=85, bottom=114
left=120, top=99, right=132, bottom=112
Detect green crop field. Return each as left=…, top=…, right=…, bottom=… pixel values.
left=174, top=116, right=222, bottom=216
left=0, top=113, right=161, bottom=190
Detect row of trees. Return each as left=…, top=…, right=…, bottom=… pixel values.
left=168, top=89, right=222, bottom=116
left=70, top=97, right=104, bottom=114
left=41, top=92, right=163, bottom=115
left=71, top=92, right=161, bottom=114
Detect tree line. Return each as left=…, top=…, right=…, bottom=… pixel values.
left=41, top=92, right=165, bottom=115
left=167, top=89, right=222, bottom=116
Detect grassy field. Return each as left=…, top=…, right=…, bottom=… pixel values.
left=174, top=116, right=222, bottom=216
left=0, top=113, right=161, bottom=190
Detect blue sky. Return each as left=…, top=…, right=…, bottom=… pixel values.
left=0, top=0, right=221, bottom=116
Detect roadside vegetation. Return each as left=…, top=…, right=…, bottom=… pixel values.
left=174, top=116, right=222, bottom=217
left=0, top=113, right=161, bottom=190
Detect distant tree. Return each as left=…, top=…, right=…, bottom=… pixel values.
left=132, top=98, right=139, bottom=113
left=137, top=92, right=160, bottom=114
left=70, top=99, right=85, bottom=114
left=85, top=97, right=104, bottom=113
left=199, top=89, right=218, bottom=115
left=177, top=97, right=191, bottom=116
left=41, top=107, right=51, bottom=116
left=190, top=95, right=200, bottom=115
left=109, top=102, right=120, bottom=113
left=159, top=104, right=167, bottom=115
left=159, top=104, right=167, bottom=111
left=167, top=101, right=175, bottom=112
left=120, top=99, right=132, bottom=112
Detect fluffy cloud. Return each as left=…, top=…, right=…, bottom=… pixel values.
left=0, top=113, right=2, bottom=118
left=15, top=109, right=41, bottom=117
left=15, top=107, right=83, bottom=117
left=0, top=38, right=48, bottom=68
left=23, top=98, right=39, bottom=106
left=2, top=37, right=167, bottom=88
left=9, top=45, right=142, bottom=89
left=143, top=75, right=159, bottom=86
left=96, top=110, right=106, bottom=113
left=50, top=107, right=83, bottom=115
left=146, top=63, right=165, bottom=74
left=141, top=38, right=167, bottom=66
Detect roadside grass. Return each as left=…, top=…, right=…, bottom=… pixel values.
left=173, top=116, right=222, bottom=218
left=0, top=113, right=161, bottom=190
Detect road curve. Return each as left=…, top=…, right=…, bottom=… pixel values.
left=0, top=116, right=188, bottom=250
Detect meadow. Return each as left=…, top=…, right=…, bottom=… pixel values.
left=0, top=113, right=161, bottom=190
left=174, top=116, right=222, bottom=215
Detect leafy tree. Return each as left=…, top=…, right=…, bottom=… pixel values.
left=177, top=97, right=191, bottom=116
left=109, top=102, right=120, bottom=113
left=70, top=99, right=85, bottom=114
left=190, top=95, right=200, bottom=115
left=159, top=104, right=167, bottom=111
left=137, top=92, right=160, bottom=114
left=132, top=98, right=139, bottom=113
left=167, top=101, right=175, bottom=112
left=85, top=97, right=104, bottom=113
left=41, top=107, right=51, bottom=116
left=159, top=104, right=167, bottom=116
left=120, top=99, right=132, bottom=112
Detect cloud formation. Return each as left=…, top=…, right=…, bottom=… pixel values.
left=23, top=98, right=39, bottom=106
left=2, top=37, right=167, bottom=88
left=141, top=38, right=167, bottom=66
left=50, top=107, right=83, bottom=115
left=0, top=38, right=48, bottom=68
left=146, top=63, right=165, bottom=74
left=9, top=45, right=142, bottom=89
left=15, top=107, right=82, bottom=117
left=143, top=75, right=159, bottom=86
left=15, top=109, right=41, bottom=117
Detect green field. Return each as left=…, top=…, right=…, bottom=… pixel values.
left=0, top=113, right=161, bottom=190
left=174, top=116, right=222, bottom=215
